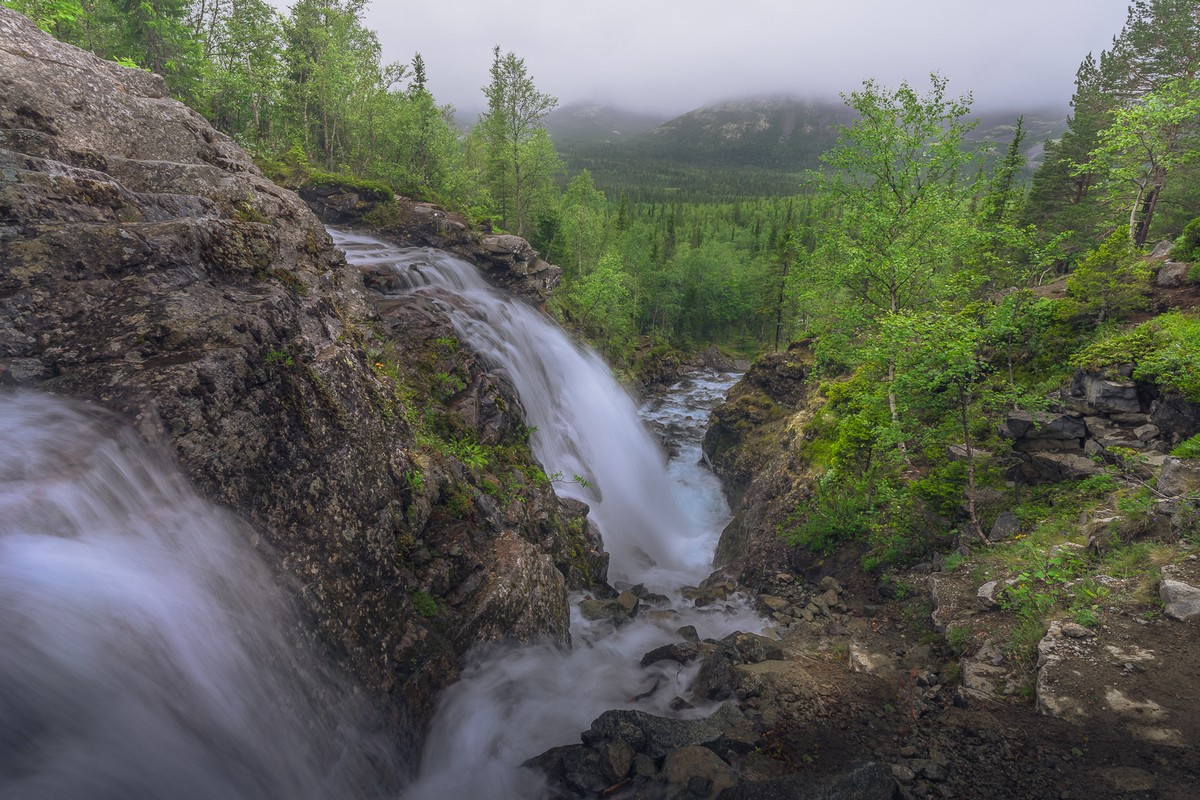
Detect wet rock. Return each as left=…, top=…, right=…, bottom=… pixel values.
left=719, top=632, right=785, bottom=664
left=662, top=745, right=736, bottom=799
left=583, top=704, right=744, bottom=759
left=693, top=649, right=737, bottom=701
left=677, top=624, right=701, bottom=643
left=759, top=594, right=790, bottom=612
left=1159, top=579, right=1200, bottom=621
left=528, top=745, right=608, bottom=796
left=579, top=597, right=637, bottom=625
left=0, top=8, right=595, bottom=762
left=641, top=642, right=702, bottom=668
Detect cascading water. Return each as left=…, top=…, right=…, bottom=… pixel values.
left=330, top=231, right=765, bottom=799
left=0, top=394, right=401, bottom=800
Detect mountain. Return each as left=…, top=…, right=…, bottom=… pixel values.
left=549, top=96, right=1069, bottom=199
left=628, top=96, right=853, bottom=170
left=544, top=103, right=666, bottom=146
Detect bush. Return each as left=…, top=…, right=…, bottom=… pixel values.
left=1072, top=312, right=1200, bottom=403
left=1169, top=217, right=1200, bottom=262
left=1064, top=229, right=1150, bottom=323
left=1171, top=433, right=1200, bottom=460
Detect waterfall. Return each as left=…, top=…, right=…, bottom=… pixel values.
left=330, top=231, right=764, bottom=800
left=335, top=230, right=721, bottom=586
left=0, top=393, right=401, bottom=800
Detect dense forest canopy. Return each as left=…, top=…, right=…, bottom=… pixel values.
left=5, top=0, right=1200, bottom=569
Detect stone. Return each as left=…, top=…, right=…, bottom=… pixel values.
left=1059, top=622, right=1093, bottom=638
left=819, top=575, right=843, bottom=593
left=1014, top=452, right=1104, bottom=483
left=1158, top=458, right=1200, bottom=497
left=1150, top=394, right=1200, bottom=444
left=1159, top=579, right=1200, bottom=621
left=527, top=745, right=607, bottom=795
left=1085, top=376, right=1141, bottom=413
left=759, top=594, right=790, bottom=612
left=1134, top=423, right=1161, bottom=442
left=1000, top=410, right=1086, bottom=441
left=677, top=624, right=701, bottom=643
left=663, top=745, right=736, bottom=799
left=847, top=642, right=892, bottom=675
left=719, top=631, right=785, bottom=663
left=1155, top=261, right=1191, bottom=288
left=988, top=511, right=1022, bottom=542
left=615, top=589, right=641, bottom=617
left=977, top=580, right=1004, bottom=610
left=641, top=642, right=701, bottom=667
left=579, top=597, right=635, bottom=624
left=584, top=704, right=743, bottom=759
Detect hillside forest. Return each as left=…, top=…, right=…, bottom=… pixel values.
left=7, top=0, right=1200, bottom=580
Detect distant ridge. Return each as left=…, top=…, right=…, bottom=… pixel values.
left=547, top=95, right=1068, bottom=199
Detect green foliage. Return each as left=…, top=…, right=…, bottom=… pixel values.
left=410, top=589, right=438, bottom=618
left=1170, top=433, right=1200, bottom=459
left=1074, top=312, right=1200, bottom=402
left=1064, top=229, right=1151, bottom=323
left=475, top=46, right=560, bottom=236
left=945, top=625, right=972, bottom=657
left=1170, top=217, right=1200, bottom=261
left=781, top=471, right=878, bottom=555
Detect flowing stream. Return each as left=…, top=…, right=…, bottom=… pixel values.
left=331, top=231, right=764, bottom=800
left=0, top=231, right=761, bottom=800
left=0, top=394, right=402, bottom=799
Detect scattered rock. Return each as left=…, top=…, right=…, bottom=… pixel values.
left=1155, top=261, right=1191, bottom=288
left=988, top=511, right=1022, bottom=542
left=1158, top=458, right=1200, bottom=498
left=662, top=745, right=736, bottom=799
left=1159, top=579, right=1200, bottom=621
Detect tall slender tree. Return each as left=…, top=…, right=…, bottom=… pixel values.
left=476, top=46, right=559, bottom=236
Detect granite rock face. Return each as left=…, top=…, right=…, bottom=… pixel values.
left=0, top=8, right=600, bottom=763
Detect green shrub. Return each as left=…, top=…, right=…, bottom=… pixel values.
left=1171, top=433, right=1200, bottom=460
left=1073, top=312, right=1200, bottom=403
left=781, top=471, right=877, bottom=555
left=1169, top=217, right=1200, bottom=262
left=410, top=589, right=439, bottom=618
left=1064, top=229, right=1150, bottom=323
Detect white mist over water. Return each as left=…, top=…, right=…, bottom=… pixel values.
left=331, top=231, right=766, bottom=800
left=0, top=394, right=401, bottom=800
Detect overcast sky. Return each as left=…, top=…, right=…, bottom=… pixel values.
left=275, top=1, right=1134, bottom=117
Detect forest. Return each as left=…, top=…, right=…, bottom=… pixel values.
left=6, top=0, right=1200, bottom=574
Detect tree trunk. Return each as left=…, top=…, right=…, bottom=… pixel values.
left=959, top=387, right=986, bottom=544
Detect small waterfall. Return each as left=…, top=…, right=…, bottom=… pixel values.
left=0, top=393, right=401, bottom=800
left=336, top=230, right=718, bottom=586
left=331, top=231, right=764, bottom=800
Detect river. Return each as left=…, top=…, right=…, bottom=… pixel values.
left=330, top=232, right=763, bottom=799
left=0, top=232, right=759, bottom=800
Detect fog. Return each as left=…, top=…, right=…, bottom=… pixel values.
left=280, top=0, right=1133, bottom=118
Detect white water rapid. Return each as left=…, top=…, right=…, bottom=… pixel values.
left=331, top=231, right=766, bottom=800
left=0, top=394, right=401, bottom=800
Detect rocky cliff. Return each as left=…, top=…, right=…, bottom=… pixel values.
left=701, top=343, right=825, bottom=585
left=0, top=7, right=603, bottom=764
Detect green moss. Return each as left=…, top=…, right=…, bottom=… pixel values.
left=410, top=589, right=439, bottom=618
